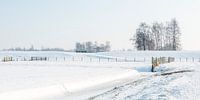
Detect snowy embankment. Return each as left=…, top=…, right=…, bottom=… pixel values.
left=91, top=62, right=200, bottom=100
left=0, top=51, right=200, bottom=100
left=0, top=61, right=150, bottom=100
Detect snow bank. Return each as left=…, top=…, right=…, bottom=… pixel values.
left=0, top=61, right=148, bottom=100
left=92, top=62, right=200, bottom=100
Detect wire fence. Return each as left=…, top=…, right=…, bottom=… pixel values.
left=1, top=56, right=200, bottom=63
left=1, top=56, right=146, bottom=62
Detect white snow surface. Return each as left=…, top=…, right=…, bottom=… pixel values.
left=0, top=51, right=200, bottom=100
left=0, top=61, right=150, bottom=100
left=91, top=62, right=200, bottom=100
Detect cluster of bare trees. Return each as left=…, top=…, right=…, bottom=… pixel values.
left=76, top=41, right=111, bottom=53
left=131, top=19, right=181, bottom=51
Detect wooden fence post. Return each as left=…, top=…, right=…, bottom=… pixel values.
left=151, top=57, right=175, bottom=72
left=168, top=57, right=170, bottom=63
left=156, top=57, right=158, bottom=65
left=151, top=57, right=154, bottom=72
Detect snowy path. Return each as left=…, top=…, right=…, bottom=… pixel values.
left=90, top=62, right=200, bottom=100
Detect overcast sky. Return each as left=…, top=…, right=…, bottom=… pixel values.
left=0, top=0, right=200, bottom=50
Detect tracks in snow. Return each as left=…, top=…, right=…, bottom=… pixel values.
left=89, top=69, right=194, bottom=100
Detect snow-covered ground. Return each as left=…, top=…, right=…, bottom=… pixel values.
left=94, top=51, right=200, bottom=62
left=0, top=61, right=150, bottom=100
left=1, top=51, right=200, bottom=62
left=0, top=51, right=200, bottom=100
left=91, top=62, right=200, bottom=100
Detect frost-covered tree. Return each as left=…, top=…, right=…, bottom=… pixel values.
left=168, top=19, right=181, bottom=50
left=152, top=22, right=164, bottom=50
left=76, top=41, right=111, bottom=53
left=105, top=41, right=111, bottom=52
left=134, top=22, right=154, bottom=50
left=131, top=18, right=181, bottom=51
left=165, top=22, right=173, bottom=50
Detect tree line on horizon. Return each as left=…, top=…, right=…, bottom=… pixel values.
left=131, top=18, right=181, bottom=51
left=76, top=41, right=111, bottom=53
left=3, top=45, right=65, bottom=51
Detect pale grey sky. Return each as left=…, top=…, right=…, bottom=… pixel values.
left=0, top=0, right=200, bottom=50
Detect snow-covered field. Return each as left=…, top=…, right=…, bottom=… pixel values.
left=1, top=51, right=200, bottom=62
left=0, top=61, right=150, bottom=100
left=0, top=51, right=200, bottom=100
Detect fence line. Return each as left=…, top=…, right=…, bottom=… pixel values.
left=1, top=56, right=200, bottom=63
left=151, top=57, right=175, bottom=72
left=1, top=56, right=148, bottom=62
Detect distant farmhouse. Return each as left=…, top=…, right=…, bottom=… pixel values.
left=75, top=41, right=111, bottom=53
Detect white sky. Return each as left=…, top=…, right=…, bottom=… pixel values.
left=0, top=0, right=200, bottom=50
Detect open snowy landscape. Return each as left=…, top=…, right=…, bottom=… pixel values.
left=1, top=0, right=200, bottom=99
left=0, top=51, right=199, bottom=100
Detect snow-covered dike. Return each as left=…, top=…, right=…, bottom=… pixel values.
left=91, top=62, right=200, bottom=100
left=0, top=61, right=150, bottom=100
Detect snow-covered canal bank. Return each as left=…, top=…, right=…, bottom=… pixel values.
left=91, top=62, right=200, bottom=100
left=0, top=61, right=151, bottom=100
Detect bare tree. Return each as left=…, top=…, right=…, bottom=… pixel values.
left=132, top=18, right=181, bottom=51
left=170, top=19, right=181, bottom=50
left=152, top=22, right=164, bottom=50
left=134, top=22, right=153, bottom=50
